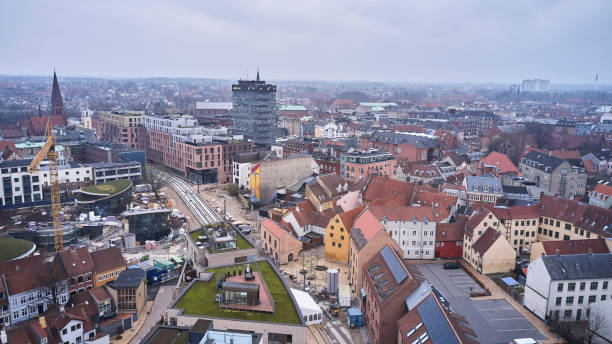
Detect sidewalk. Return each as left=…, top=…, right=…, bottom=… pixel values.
left=110, top=301, right=153, bottom=344
left=460, top=262, right=565, bottom=344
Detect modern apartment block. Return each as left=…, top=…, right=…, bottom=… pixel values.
left=231, top=72, right=277, bottom=146
left=340, top=149, right=397, bottom=182
left=519, top=150, right=587, bottom=199
left=98, top=110, right=146, bottom=149
left=524, top=253, right=612, bottom=322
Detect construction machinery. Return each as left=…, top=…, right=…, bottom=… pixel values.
left=28, top=119, right=63, bottom=251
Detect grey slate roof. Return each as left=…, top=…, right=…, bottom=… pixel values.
left=542, top=253, right=612, bottom=281
left=366, top=131, right=438, bottom=148
left=465, top=175, right=503, bottom=194
left=522, top=150, right=564, bottom=172
left=112, top=268, right=146, bottom=288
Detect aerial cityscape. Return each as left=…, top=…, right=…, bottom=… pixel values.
left=0, top=1, right=611, bottom=344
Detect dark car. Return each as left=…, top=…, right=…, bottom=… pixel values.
left=443, top=262, right=460, bottom=270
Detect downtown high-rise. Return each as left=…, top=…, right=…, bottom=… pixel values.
left=231, top=71, right=277, bottom=146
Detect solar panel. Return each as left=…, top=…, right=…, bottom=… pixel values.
left=417, top=296, right=459, bottom=344
left=380, top=246, right=408, bottom=284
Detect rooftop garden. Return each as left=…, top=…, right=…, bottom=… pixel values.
left=81, top=179, right=132, bottom=196
left=188, top=223, right=253, bottom=251
left=0, top=237, right=35, bottom=261
left=174, top=260, right=301, bottom=324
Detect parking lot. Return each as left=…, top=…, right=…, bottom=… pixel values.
left=417, top=263, right=546, bottom=344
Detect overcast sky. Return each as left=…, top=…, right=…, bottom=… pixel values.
left=1, top=0, right=610, bottom=84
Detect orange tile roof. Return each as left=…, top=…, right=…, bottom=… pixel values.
left=480, top=151, right=519, bottom=175
left=471, top=227, right=502, bottom=255
left=352, top=207, right=385, bottom=240
left=593, top=184, right=612, bottom=197
left=262, top=218, right=293, bottom=239
left=337, top=205, right=366, bottom=234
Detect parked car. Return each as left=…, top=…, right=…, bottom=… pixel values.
left=443, top=262, right=460, bottom=270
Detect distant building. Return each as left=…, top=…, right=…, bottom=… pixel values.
left=340, top=149, right=397, bottom=182
left=98, top=111, right=146, bottom=149
left=231, top=71, right=277, bottom=146
left=589, top=184, right=612, bottom=209
left=359, top=131, right=439, bottom=162
left=463, top=175, right=504, bottom=205
left=521, top=79, right=551, bottom=92
left=519, top=150, right=587, bottom=199
left=195, top=101, right=232, bottom=116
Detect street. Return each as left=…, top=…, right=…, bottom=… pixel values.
left=128, top=286, right=175, bottom=344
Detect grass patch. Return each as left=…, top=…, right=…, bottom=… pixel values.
left=236, top=234, right=253, bottom=249
left=0, top=237, right=34, bottom=261
left=81, top=179, right=131, bottom=195
left=174, top=261, right=301, bottom=324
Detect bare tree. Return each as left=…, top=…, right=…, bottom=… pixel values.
left=586, top=307, right=608, bottom=344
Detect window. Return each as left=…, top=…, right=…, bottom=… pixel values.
left=589, top=295, right=596, bottom=303
left=566, top=296, right=573, bottom=305
left=338, top=243, right=342, bottom=248
left=568, top=283, right=575, bottom=291
left=563, top=310, right=572, bottom=319
left=580, top=282, right=586, bottom=291
left=591, top=282, right=598, bottom=290
left=555, top=297, right=561, bottom=306
left=578, top=296, right=584, bottom=304
left=98, top=276, right=102, bottom=282
left=604, top=281, right=608, bottom=290
left=602, top=295, right=607, bottom=301
left=557, top=283, right=564, bottom=292
left=332, top=242, right=335, bottom=246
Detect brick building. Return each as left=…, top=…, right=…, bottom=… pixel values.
left=359, top=131, right=439, bottom=162
left=340, top=149, right=397, bottom=182
left=98, top=111, right=146, bottom=149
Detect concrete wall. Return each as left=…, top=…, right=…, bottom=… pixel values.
left=259, top=156, right=314, bottom=203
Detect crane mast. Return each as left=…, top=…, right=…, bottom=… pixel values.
left=28, top=119, right=63, bottom=251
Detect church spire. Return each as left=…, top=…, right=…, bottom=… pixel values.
left=51, top=70, right=65, bottom=116
left=256, top=67, right=260, bottom=82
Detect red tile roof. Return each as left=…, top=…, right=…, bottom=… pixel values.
left=539, top=194, right=612, bottom=237
left=56, top=246, right=95, bottom=276
left=471, top=227, right=502, bottom=256
left=583, top=159, right=598, bottom=174
left=337, top=205, right=366, bottom=234
left=593, top=184, right=612, bottom=197
left=436, top=216, right=468, bottom=242
left=369, top=205, right=435, bottom=222
left=90, top=247, right=126, bottom=273
left=493, top=205, right=540, bottom=220
left=540, top=239, right=610, bottom=256
left=465, top=208, right=492, bottom=233
left=363, top=176, right=415, bottom=204
left=413, top=191, right=458, bottom=220
left=262, top=218, right=293, bottom=239
left=480, top=151, right=519, bottom=175
left=551, top=150, right=581, bottom=160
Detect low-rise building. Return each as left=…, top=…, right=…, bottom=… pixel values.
left=325, top=206, right=364, bottom=263
left=90, top=247, right=126, bottom=287
left=90, top=161, right=141, bottom=185
left=524, top=253, right=612, bottom=322
left=107, top=269, right=147, bottom=320
left=463, top=175, right=503, bottom=205
left=435, top=217, right=467, bottom=258
left=589, top=184, right=612, bottom=209
left=529, top=239, right=611, bottom=262
left=340, top=149, right=397, bottom=182
left=261, top=219, right=302, bottom=265
left=55, top=246, right=96, bottom=295
left=463, top=224, right=515, bottom=274
left=186, top=224, right=257, bottom=272
left=520, top=150, right=587, bottom=199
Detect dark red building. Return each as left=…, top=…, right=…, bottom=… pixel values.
left=314, top=154, right=340, bottom=175
left=282, top=139, right=317, bottom=157
left=434, top=216, right=467, bottom=258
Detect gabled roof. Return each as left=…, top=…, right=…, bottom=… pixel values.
left=56, top=246, right=95, bottom=276
left=492, top=205, right=540, bottom=220
left=521, top=150, right=564, bottom=172
left=480, top=151, right=519, bottom=175
left=465, top=208, right=492, bottom=233
left=551, top=150, right=581, bottom=160
left=436, top=217, right=468, bottom=242
left=111, top=268, right=146, bottom=288
left=363, top=176, right=415, bottom=204
left=539, top=194, right=612, bottom=237
left=363, top=244, right=419, bottom=302
left=262, top=218, right=293, bottom=239
left=592, top=184, right=612, bottom=197
left=336, top=205, right=366, bottom=234
left=541, top=239, right=610, bottom=256
left=542, top=253, right=612, bottom=280
left=307, top=183, right=331, bottom=203
left=471, top=227, right=502, bottom=256
left=369, top=205, right=435, bottom=222
left=352, top=206, right=385, bottom=241
left=317, top=173, right=347, bottom=197
left=90, top=247, right=125, bottom=273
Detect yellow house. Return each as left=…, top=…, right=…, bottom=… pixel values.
left=91, top=247, right=127, bottom=287
left=305, top=183, right=333, bottom=212
left=464, top=227, right=515, bottom=274
left=325, top=206, right=364, bottom=263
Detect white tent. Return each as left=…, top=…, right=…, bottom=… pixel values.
left=290, top=288, right=323, bottom=325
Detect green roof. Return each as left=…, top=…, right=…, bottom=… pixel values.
left=81, top=179, right=132, bottom=196
left=278, top=105, right=307, bottom=111
left=188, top=226, right=254, bottom=251
left=0, top=237, right=35, bottom=261
left=174, top=261, right=301, bottom=324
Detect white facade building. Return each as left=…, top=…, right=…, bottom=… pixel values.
left=524, top=253, right=612, bottom=322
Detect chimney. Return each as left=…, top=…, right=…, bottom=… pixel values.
left=555, top=249, right=560, bottom=256
left=588, top=248, right=593, bottom=256
left=59, top=305, right=65, bottom=315
left=39, top=315, right=47, bottom=328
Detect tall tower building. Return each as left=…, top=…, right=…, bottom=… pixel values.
left=231, top=70, right=277, bottom=146
left=51, top=70, right=65, bottom=116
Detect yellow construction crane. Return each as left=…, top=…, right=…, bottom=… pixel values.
left=28, top=119, right=63, bottom=251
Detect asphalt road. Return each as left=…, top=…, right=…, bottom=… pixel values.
left=416, top=263, right=546, bottom=344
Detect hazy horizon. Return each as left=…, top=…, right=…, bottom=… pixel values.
left=1, top=1, right=610, bottom=84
